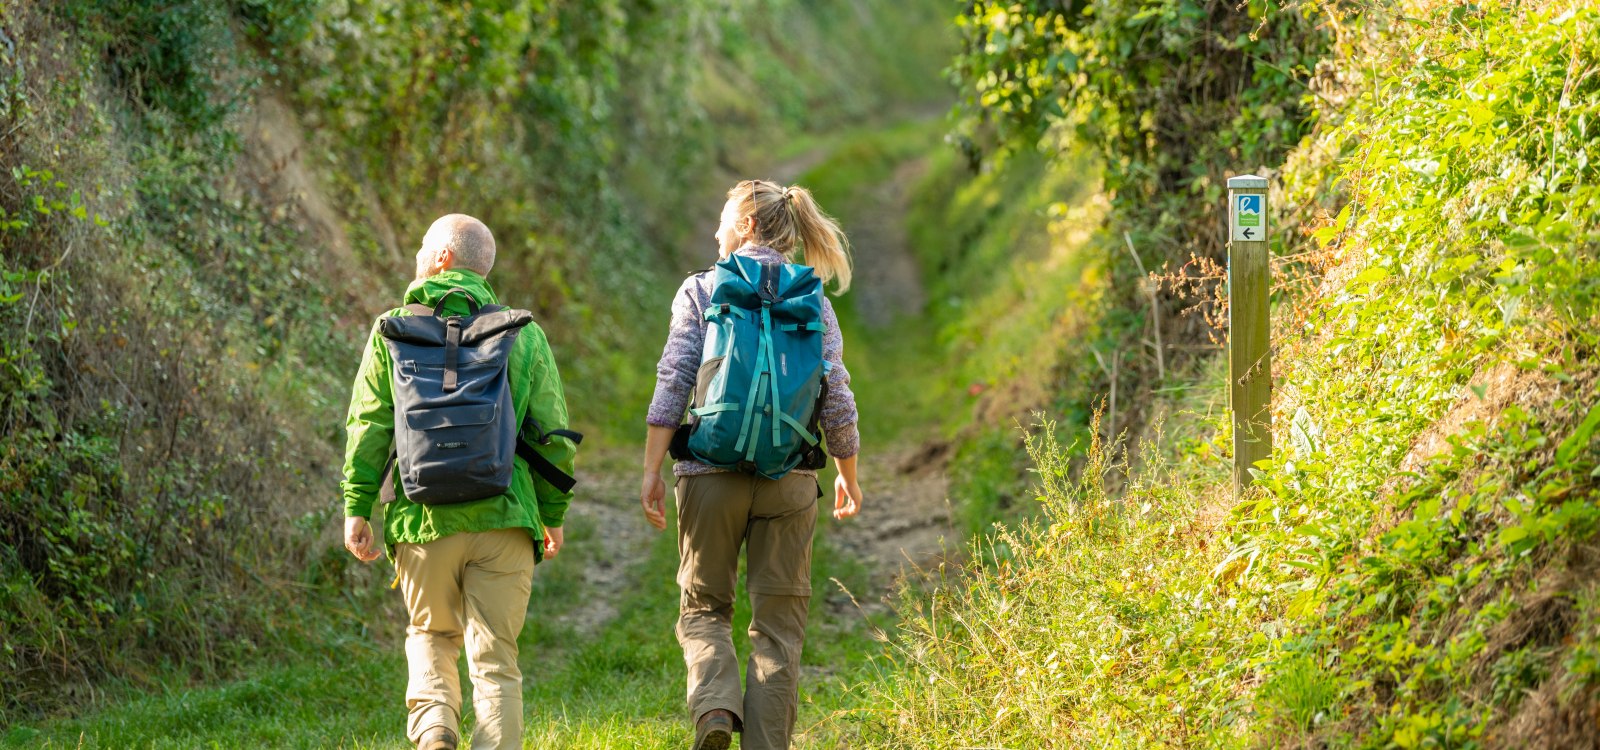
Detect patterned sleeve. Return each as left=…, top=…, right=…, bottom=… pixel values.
left=646, top=277, right=705, bottom=428
left=818, top=297, right=860, bottom=458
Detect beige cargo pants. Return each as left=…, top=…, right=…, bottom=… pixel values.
left=675, top=472, right=817, bottom=750
left=395, top=527, right=535, bottom=750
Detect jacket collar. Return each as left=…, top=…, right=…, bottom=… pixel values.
left=403, top=268, right=500, bottom=313
left=731, top=244, right=789, bottom=265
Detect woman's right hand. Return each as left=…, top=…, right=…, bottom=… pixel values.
left=833, top=474, right=863, bottom=520
left=641, top=471, right=668, bottom=530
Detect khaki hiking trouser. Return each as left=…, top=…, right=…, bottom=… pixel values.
left=675, top=472, right=817, bottom=750
left=395, top=527, right=535, bottom=750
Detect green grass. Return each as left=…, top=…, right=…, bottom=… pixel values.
left=4, top=454, right=884, bottom=749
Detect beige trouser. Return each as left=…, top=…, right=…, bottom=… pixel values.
left=395, top=527, right=535, bottom=750
left=676, top=472, right=817, bottom=750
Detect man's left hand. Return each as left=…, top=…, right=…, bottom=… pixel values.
left=544, top=525, right=564, bottom=559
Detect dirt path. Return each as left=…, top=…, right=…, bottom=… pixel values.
left=565, top=122, right=956, bottom=636
left=842, top=157, right=930, bottom=328
left=557, top=439, right=957, bottom=633
left=823, top=441, right=957, bottom=620
left=552, top=460, right=656, bottom=635
left=769, top=145, right=834, bottom=185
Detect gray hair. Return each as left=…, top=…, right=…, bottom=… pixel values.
left=424, top=214, right=496, bottom=276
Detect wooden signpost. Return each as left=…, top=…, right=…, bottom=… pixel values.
left=1227, top=174, right=1272, bottom=499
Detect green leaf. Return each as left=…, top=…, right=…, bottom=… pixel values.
left=1352, top=266, right=1391, bottom=285
left=1556, top=402, right=1600, bottom=465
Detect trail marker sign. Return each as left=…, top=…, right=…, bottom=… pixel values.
left=1230, top=192, right=1267, bottom=242
left=1226, top=174, right=1272, bottom=499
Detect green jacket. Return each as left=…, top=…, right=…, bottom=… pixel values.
left=340, top=270, right=576, bottom=558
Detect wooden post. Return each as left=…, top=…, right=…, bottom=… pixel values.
left=1227, top=174, right=1272, bottom=498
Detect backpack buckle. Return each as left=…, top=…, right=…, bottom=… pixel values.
left=756, top=263, right=780, bottom=304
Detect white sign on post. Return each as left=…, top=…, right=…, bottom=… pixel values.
left=1230, top=193, right=1266, bottom=242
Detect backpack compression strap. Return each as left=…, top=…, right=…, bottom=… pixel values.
left=723, top=262, right=822, bottom=466
left=518, top=416, right=583, bottom=494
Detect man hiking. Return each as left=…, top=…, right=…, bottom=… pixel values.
left=341, top=214, right=578, bottom=750
left=641, top=180, right=865, bottom=750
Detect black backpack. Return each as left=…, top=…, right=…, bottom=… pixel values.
left=376, top=288, right=580, bottom=505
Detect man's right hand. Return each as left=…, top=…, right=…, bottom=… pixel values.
left=640, top=472, right=667, bottom=530
left=345, top=516, right=381, bottom=562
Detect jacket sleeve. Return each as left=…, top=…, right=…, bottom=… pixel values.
left=522, top=323, right=577, bottom=528
left=646, top=278, right=704, bottom=428
left=818, top=297, right=860, bottom=459
left=341, top=319, right=395, bottom=519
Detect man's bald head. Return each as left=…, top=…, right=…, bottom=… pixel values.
left=416, top=214, right=496, bottom=279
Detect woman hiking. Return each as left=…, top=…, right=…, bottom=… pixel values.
left=640, top=179, right=865, bottom=750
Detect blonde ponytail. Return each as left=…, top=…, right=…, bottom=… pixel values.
left=727, top=180, right=853, bottom=293
left=784, top=186, right=852, bottom=293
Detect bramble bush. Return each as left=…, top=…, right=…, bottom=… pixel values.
left=912, top=0, right=1339, bottom=502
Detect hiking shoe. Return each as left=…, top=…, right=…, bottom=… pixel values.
left=417, top=726, right=458, bottom=750
left=692, top=709, right=735, bottom=750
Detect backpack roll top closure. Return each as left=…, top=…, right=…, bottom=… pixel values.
left=379, top=292, right=537, bottom=505
left=685, top=255, right=827, bottom=479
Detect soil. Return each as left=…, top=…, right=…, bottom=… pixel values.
left=558, top=440, right=957, bottom=633
left=823, top=441, right=957, bottom=618
left=551, top=463, right=657, bottom=635
left=843, top=158, right=930, bottom=327
left=240, top=95, right=349, bottom=268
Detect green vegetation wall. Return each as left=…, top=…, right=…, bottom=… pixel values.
left=945, top=0, right=1330, bottom=422
left=863, top=1, right=1600, bottom=747
left=836, top=0, right=1332, bottom=532
left=0, top=0, right=950, bottom=720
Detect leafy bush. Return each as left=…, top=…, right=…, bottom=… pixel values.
left=899, top=0, right=1337, bottom=498
left=949, top=0, right=1333, bottom=298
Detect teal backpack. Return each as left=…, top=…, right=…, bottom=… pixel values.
left=670, top=255, right=830, bottom=479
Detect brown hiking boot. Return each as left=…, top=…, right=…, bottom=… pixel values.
left=692, top=709, right=735, bottom=750
left=417, top=726, right=458, bottom=750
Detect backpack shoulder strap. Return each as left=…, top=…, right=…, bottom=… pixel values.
left=404, top=303, right=433, bottom=317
